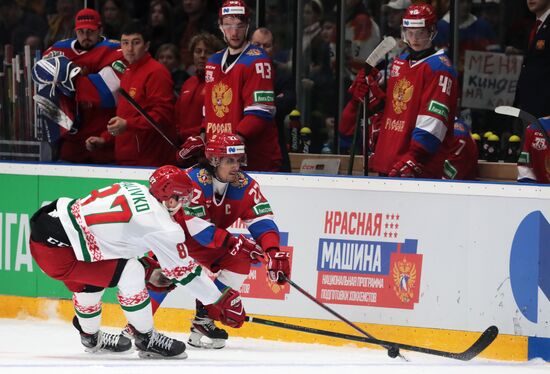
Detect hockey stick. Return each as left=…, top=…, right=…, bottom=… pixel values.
left=245, top=315, right=498, bottom=361
left=117, top=88, right=178, bottom=149
left=348, top=37, right=396, bottom=175
left=282, top=275, right=404, bottom=359
left=494, top=105, right=550, bottom=145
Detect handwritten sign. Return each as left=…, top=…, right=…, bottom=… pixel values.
left=461, top=51, right=523, bottom=110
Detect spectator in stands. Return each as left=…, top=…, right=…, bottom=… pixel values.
left=39, top=7, right=123, bottom=164
left=43, top=0, right=76, bottom=48
left=514, top=0, right=550, bottom=119
left=345, top=0, right=381, bottom=78
left=433, top=0, right=498, bottom=71
left=100, top=0, right=130, bottom=40
left=251, top=26, right=295, bottom=172
left=383, top=0, right=410, bottom=38
left=147, top=0, right=173, bottom=58
left=85, top=22, right=177, bottom=166
left=0, top=0, right=48, bottom=56
left=174, top=32, right=222, bottom=156
left=302, top=0, right=325, bottom=78
left=155, top=43, right=190, bottom=95
left=173, top=0, right=220, bottom=73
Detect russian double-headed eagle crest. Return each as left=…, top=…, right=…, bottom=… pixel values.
left=392, top=257, right=417, bottom=303
left=197, top=169, right=212, bottom=185
left=230, top=172, right=248, bottom=188
left=212, top=82, right=232, bottom=118
left=392, top=78, right=413, bottom=114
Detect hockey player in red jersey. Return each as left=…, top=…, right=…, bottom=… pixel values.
left=37, top=8, right=124, bottom=164
left=150, top=134, right=290, bottom=349
left=28, top=166, right=246, bottom=358
left=443, top=118, right=478, bottom=180
left=517, top=117, right=550, bottom=184
left=178, top=0, right=281, bottom=172
left=369, top=3, right=458, bottom=178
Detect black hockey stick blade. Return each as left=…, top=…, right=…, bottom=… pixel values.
left=117, top=88, right=178, bottom=149
left=246, top=315, right=499, bottom=361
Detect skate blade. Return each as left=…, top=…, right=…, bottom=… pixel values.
left=187, top=338, right=226, bottom=349
left=137, top=350, right=188, bottom=359
left=84, top=347, right=135, bottom=355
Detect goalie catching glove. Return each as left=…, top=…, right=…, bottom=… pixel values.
left=139, top=256, right=175, bottom=293
left=205, top=288, right=246, bottom=328
left=266, top=248, right=291, bottom=284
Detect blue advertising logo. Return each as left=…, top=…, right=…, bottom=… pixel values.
left=510, top=211, right=550, bottom=323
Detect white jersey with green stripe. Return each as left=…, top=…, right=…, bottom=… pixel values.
left=56, top=182, right=207, bottom=287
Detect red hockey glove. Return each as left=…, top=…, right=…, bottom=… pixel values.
left=388, top=159, right=424, bottom=178
left=229, top=234, right=265, bottom=264
left=266, top=248, right=291, bottom=284
left=348, top=69, right=370, bottom=103
left=176, top=136, right=205, bottom=164
left=139, top=256, right=175, bottom=293
left=205, top=288, right=246, bottom=328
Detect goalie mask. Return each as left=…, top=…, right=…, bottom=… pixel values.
left=205, top=134, right=247, bottom=167
left=401, top=3, right=437, bottom=47
left=149, top=165, right=194, bottom=215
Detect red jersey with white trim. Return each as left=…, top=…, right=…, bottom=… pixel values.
left=371, top=49, right=458, bottom=178
left=43, top=37, right=124, bottom=163
left=184, top=167, right=280, bottom=252
left=175, top=74, right=205, bottom=142
left=203, top=43, right=281, bottom=171
left=517, top=118, right=550, bottom=184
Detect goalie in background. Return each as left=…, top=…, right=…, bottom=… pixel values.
left=517, top=117, right=550, bottom=184
left=33, top=8, right=123, bottom=164
left=367, top=3, right=458, bottom=178
left=28, top=166, right=246, bottom=359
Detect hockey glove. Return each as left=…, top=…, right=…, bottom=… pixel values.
left=139, top=256, right=175, bottom=293
left=266, top=248, right=291, bottom=284
left=176, top=136, right=205, bottom=164
left=388, top=159, right=424, bottom=178
left=205, top=288, right=246, bottom=328
left=229, top=234, right=265, bottom=264
left=348, top=68, right=370, bottom=103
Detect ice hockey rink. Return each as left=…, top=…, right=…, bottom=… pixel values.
left=0, top=318, right=547, bottom=374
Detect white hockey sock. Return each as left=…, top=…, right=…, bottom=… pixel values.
left=73, top=290, right=104, bottom=334
left=117, top=258, right=153, bottom=334
left=216, top=269, right=248, bottom=290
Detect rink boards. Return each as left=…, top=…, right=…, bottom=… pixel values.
left=0, top=162, right=549, bottom=361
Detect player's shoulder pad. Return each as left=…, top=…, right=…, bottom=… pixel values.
left=208, top=49, right=226, bottom=65
left=187, top=168, right=213, bottom=193
left=426, top=50, right=457, bottom=77
left=239, top=45, right=270, bottom=66
left=528, top=117, right=550, bottom=132
left=96, top=38, right=121, bottom=49
left=453, top=119, right=470, bottom=136
left=52, top=38, right=75, bottom=49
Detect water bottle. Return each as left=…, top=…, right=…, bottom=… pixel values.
left=504, top=135, right=521, bottom=162
left=486, top=133, right=500, bottom=162
left=472, top=133, right=482, bottom=157
left=481, top=131, right=493, bottom=160
left=288, top=109, right=301, bottom=152
left=300, top=126, right=312, bottom=153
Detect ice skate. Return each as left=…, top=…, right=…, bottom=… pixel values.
left=134, top=328, right=187, bottom=359
left=73, top=316, right=132, bottom=353
left=188, top=315, right=228, bottom=349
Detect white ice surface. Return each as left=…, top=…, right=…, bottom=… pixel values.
left=0, top=318, right=547, bottom=374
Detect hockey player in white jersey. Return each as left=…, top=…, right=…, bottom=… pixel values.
left=29, top=166, right=246, bottom=359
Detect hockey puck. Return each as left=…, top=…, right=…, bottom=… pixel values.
left=387, top=346, right=400, bottom=358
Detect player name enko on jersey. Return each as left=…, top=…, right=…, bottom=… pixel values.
left=120, top=182, right=150, bottom=212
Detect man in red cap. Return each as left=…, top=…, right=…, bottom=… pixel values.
left=38, top=8, right=125, bottom=164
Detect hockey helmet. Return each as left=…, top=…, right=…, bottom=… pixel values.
left=205, top=134, right=247, bottom=167
left=149, top=165, right=194, bottom=214
left=402, top=3, right=437, bottom=29
left=219, top=0, right=250, bottom=23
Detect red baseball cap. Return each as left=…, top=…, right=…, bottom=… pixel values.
left=75, top=8, right=102, bottom=31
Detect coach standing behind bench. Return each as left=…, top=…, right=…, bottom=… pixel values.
left=86, top=22, right=177, bottom=166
